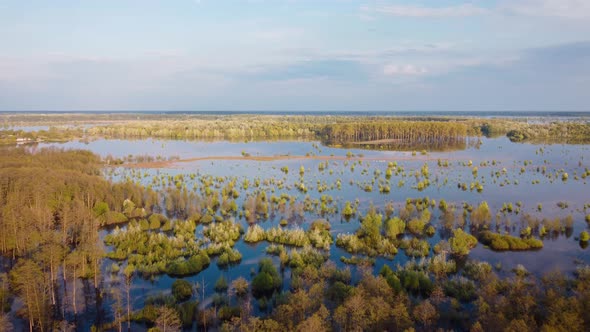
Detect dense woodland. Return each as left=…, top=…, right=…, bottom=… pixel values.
left=0, top=148, right=159, bottom=331
left=2, top=114, right=589, bottom=146
left=1, top=147, right=590, bottom=331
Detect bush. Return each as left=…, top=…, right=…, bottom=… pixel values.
left=444, top=277, right=477, bottom=302
left=449, top=229, right=478, bottom=256
left=251, top=258, right=281, bottom=297
left=104, top=211, right=128, bottom=225
left=580, top=231, right=590, bottom=242
left=214, top=275, right=228, bottom=292
left=218, top=306, right=240, bottom=321
left=479, top=231, right=543, bottom=251
left=402, top=238, right=430, bottom=257
left=398, top=269, right=433, bottom=296
left=171, top=279, right=193, bottom=303
left=385, top=217, right=405, bottom=239
left=308, top=219, right=333, bottom=250
left=148, top=213, right=168, bottom=230
left=166, top=253, right=210, bottom=277
left=379, top=265, right=402, bottom=293
left=201, top=214, right=214, bottom=224
left=244, top=225, right=266, bottom=243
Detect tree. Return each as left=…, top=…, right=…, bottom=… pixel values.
left=9, top=260, right=51, bottom=331
left=413, top=299, right=438, bottom=329
left=471, top=201, right=491, bottom=228
left=111, top=286, right=124, bottom=332
left=385, top=217, right=405, bottom=239
left=392, top=302, right=413, bottom=331
left=215, top=275, right=229, bottom=293
left=0, top=313, right=14, bottom=332
left=295, top=305, right=330, bottom=332
left=229, top=277, right=249, bottom=298
left=155, top=306, right=182, bottom=332
left=171, top=280, right=193, bottom=303
left=360, top=210, right=382, bottom=247
left=123, top=264, right=135, bottom=331
left=252, top=259, right=281, bottom=298
left=449, top=229, right=478, bottom=256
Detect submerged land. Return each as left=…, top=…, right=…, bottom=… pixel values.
left=1, top=112, right=590, bottom=331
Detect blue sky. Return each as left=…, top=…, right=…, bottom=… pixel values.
left=0, top=0, right=589, bottom=111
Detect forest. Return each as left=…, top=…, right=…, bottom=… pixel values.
left=2, top=113, right=590, bottom=146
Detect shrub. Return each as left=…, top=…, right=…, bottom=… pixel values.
left=444, top=277, right=476, bottom=302
left=148, top=213, right=168, bottom=230
left=201, top=214, right=214, bottom=224
left=214, top=275, right=228, bottom=292
left=580, top=231, right=590, bottom=242
left=402, top=238, right=430, bottom=257
left=166, top=253, right=210, bottom=277
left=479, top=231, right=543, bottom=251
left=103, top=211, right=128, bottom=225
left=244, top=225, right=266, bottom=243
left=251, top=258, right=282, bottom=297
left=385, top=217, right=405, bottom=239
left=449, top=229, right=478, bottom=256
left=308, top=219, right=333, bottom=250
left=171, top=279, right=193, bottom=303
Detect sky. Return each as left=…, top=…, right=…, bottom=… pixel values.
left=0, top=0, right=589, bottom=111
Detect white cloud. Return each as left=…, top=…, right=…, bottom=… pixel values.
left=500, top=0, right=590, bottom=19
left=367, top=3, right=489, bottom=18
left=383, top=64, right=428, bottom=76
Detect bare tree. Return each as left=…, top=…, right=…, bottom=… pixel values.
left=155, top=306, right=181, bottom=332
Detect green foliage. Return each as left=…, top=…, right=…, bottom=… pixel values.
left=359, top=210, right=383, bottom=247
left=244, top=224, right=266, bottom=243
left=342, top=201, right=355, bottom=217
left=402, top=238, right=430, bottom=257
left=166, top=254, right=210, bottom=277
left=203, top=220, right=243, bottom=245
left=171, top=279, right=193, bottom=303
left=507, top=130, right=526, bottom=142
left=398, top=269, right=433, bottom=296
left=384, top=217, right=405, bottom=239
left=340, top=256, right=375, bottom=266
left=407, top=209, right=431, bottom=235
left=379, top=265, right=402, bottom=293
left=307, top=220, right=333, bottom=250
left=214, top=275, right=228, bottom=292
left=148, top=213, right=168, bottom=230
left=251, top=258, right=282, bottom=298
left=479, top=231, right=543, bottom=251
left=93, top=201, right=109, bottom=217
left=449, top=229, right=478, bottom=256
left=326, top=281, right=353, bottom=304
left=444, top=277, right=477, bottom=302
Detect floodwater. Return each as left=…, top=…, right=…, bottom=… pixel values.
left=20, top=136, right=590, bottom=328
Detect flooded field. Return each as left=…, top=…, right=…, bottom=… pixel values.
left=3, top=119, right=590, bottom=331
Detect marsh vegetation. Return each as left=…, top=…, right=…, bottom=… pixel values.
left=1, top=113, right=590, bottom=331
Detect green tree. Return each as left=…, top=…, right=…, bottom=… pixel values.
left=449, top=229, right=478, bottom=256
left=171, top=279, right=193, bottom=303
left=252, top=259, right=281, bottom=298
left=360, top=210, right=383, bottom=247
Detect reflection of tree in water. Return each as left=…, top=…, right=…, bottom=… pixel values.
left=326, top=137, right=481, bottom=153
